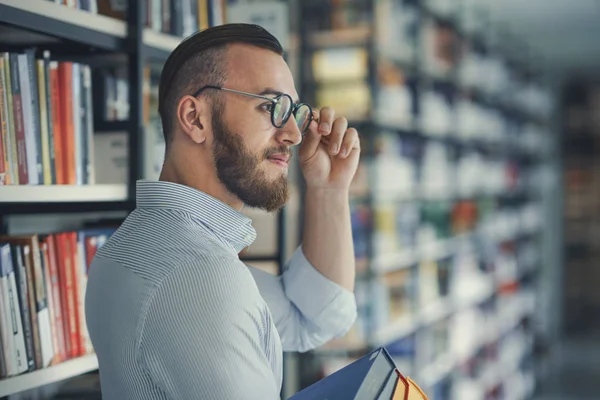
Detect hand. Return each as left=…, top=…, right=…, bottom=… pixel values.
left=297, top=107, right=361, bottom=191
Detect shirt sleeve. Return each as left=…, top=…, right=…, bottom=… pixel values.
left=247, top=245, right=357, bottom=353
left=140, top=256, right=281, bottom=400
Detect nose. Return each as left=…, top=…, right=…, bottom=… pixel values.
left=275, top=115, right=302, bottom=146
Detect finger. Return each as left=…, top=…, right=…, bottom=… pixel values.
left=317, top=106, right=335, bottom=135
left=328, top=117, right=348, bottom=156
left=339, top=127, right=359, bottom=158
left=298, top=124, right=322, bottom=163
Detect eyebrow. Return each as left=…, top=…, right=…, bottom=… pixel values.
left=258, top=87, right=300, bottom=104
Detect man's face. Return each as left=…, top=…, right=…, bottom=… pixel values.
left=209, top=44, right=302, bottom=212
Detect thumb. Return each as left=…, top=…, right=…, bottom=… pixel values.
left=298, top=119, right=322, bottom=163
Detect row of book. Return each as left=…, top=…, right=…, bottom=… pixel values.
left=0, top=51, right=95, bottom=186
left=0, top=229, right=114, bottom=378
left=97, top=0, right=226, bottom=37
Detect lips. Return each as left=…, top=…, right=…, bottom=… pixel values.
left=267, top=154, right=290, bottom=164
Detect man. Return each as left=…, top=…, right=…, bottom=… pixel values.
left=85, top=23, right=360, bottom=399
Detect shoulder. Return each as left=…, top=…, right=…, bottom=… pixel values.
left=139, top=254, right=268, bottom=348
left=148, top=253, right=263, bottom=317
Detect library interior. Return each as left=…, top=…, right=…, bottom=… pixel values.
left=0, top=0, right=599, bottom=399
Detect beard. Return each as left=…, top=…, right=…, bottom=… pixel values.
left=211, top=106, right=290, bottom=212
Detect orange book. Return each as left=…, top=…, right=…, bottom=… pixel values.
left=67, top=232, right=82, bottom=356
left=44, top=235, right=67, bottom=363
left=58, top=62, right=75, bottom=185
left=49, top=62, right=64, bottom=185
left=55, top=233, right=78, bottom=358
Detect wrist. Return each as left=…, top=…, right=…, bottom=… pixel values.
left=305, top=186, right=350, bottom=203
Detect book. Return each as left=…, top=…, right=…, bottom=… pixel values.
left=288, top=347, right=428, bottom=400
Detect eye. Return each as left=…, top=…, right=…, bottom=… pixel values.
left=260, top=102, right=273, bottom=112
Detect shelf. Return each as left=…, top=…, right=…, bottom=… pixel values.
left=0, top=354, right=98, bottom=397
left=0, top=185, right=132, bottom=213
left=143, top=29, right=183, bottom=60
left=0, top=0, right=126, bottom=52
left=0, top=184, right=128, bottom=203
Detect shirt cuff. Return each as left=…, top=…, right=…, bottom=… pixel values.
left=282, top=245, right=357, bottom=339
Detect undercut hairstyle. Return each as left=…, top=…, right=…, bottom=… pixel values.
left=158, top=23, right=284, bottom=148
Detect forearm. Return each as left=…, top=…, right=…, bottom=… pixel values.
left=302, top=188, right=355, bottom=292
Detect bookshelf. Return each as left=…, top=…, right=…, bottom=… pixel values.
left=0, top=354, right=98, bottom=398
left=0, top=0, right=127, bottom=51
left=297, top=0, right=554, bottom=399
left=0, top=1, right=300, bottom=398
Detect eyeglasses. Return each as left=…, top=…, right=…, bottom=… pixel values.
left=192, top=85, right=314, bottom=136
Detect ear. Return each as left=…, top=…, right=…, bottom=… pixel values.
left=176, top=95, right=209, bottom=144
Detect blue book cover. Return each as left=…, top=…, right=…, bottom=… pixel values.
left=288, top=347, right=398, bottom=400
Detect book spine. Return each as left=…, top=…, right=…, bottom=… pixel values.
left=41, top=52, right=57, bottom=185
left=17, top=53, right=39, bottom=185
left=46, top=235, right=66, bottom=362
left=49, top=62, right=63, bottom=185
left=3, top=54, right=18, bottom=185
left=76, top=232, right=91, bottom=354
left=9, top=54, right=28, bottom=184
left=82, top=65, right=95, bottom=185
left=36, top=59, right=52, bottom=185
left=72, top=63, right=82, bottom=185
left=0, top=248, right=13, bottom=376
left=67, top=233, right=81, bottom=356
left=162, top=0, right=171, bottom=34
left=30, top=236, right=54, bottom=367
left=0, top=59, right=7, bottom=185
left=22, top=245, right=42, bottom=369
left=40, top=241, right=59, bottom=365
left=11, top=245, right=35, bottom=371
left=25, top=50, right=43, bottom=184
left=58, top=62, right=75, bottom=185
left=198, top=0, right=209, bottom=30
left=59, top=233, right=78, bottom=358
left=151, top=0, right=162, bottom=32
left=0, top=299, right=6, bottom=377
left=1, top=244, right=29, bottom=374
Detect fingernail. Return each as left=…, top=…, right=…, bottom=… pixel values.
left=341, top=148, right=347, bottom=157
left=319, top=123, right=330, bottom=132
left=330, top=144, right=338, bottom=154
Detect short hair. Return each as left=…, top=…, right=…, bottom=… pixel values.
left=158, top=23, right=284, bottom=147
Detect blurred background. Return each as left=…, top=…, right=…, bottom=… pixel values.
left=0, top=0, right=599, bottom=399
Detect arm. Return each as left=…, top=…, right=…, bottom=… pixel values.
left=247, top=246, right=356, bottom=353
left=245, top=108, right=362, bottom=352
left=297, top=106, right=361, bottom=293
left=301, top=188, right=355, bottom=292
left=141, top=257, right=280, bottom=399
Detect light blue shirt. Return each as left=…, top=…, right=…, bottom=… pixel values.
left=85, top=180, right=357, bottom=400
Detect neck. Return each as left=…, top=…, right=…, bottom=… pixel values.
left=158, top=147, right=244, bottom=211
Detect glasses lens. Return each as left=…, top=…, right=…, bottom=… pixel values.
left=273, top=95, right=292, bottom=127
left=295, top=104, right=312, bottom=135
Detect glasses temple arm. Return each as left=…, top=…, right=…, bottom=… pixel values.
left=219, top=87, right=277, bottom=102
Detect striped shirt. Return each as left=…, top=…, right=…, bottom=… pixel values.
left=84, top=180, right=357, bottom=400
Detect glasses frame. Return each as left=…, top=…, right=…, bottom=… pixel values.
left=192, top=85, right=314, bottom=136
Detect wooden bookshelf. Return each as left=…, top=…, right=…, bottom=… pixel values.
left=0, top=354, right=98, bottom=397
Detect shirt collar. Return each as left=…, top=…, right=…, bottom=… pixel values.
left=135, top=180, right=257, bottom=253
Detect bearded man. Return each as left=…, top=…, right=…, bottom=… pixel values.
left=85, top=23, right=360, bottom=400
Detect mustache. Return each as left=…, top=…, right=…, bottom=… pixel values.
left=263, top=146, right=293, bottom=159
